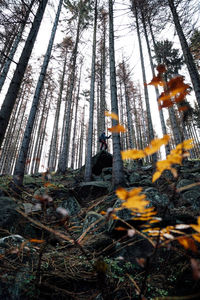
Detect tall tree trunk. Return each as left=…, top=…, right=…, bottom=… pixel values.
left=168, top=107, right=182, bottom=145
left=108, top=0, right=125, bottom=188
left=71, top=65, right=82, bottom=169
left=99, top=12, right=107, bottom=134
left=58, top=12, right=81, bottom=173
left=78, top=106, right=85, bottom=168
left=30, top=87, right=49, bottom=174
left=13, top=0, right=63, bottom=187
left=168, top=0, right=200, bottom=107
left=34, top=94, right=51, bottom=173
left=84, top=0, right=97, bottom=181
left=142, top=10, right=170, bottom=155
left=48, top=50, right=68, bottom=171
left=0, top=0, right=48, bottom=148
left=132, top=0, right=157, bottom=162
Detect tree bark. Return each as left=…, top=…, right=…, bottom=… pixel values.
left=132, top=0, right=157, bottom=162
left=109, top=0, right=125, bottom=188
left=84, top=0, right=97, bottom=182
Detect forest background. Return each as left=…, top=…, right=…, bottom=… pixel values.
left=0, top=0, right=200, bottom=180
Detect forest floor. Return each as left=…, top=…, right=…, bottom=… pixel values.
left=0, top=158, right=200, bottom=299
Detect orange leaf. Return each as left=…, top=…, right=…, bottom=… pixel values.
left=108, top=124, right=126, bottom=133
left=115, top=226, right=127, bottom=231
left=159, top=99, right=173, bottom=109
left=136, top=258, right=146, bottom=268
left=178, top=106, right=189, bottom=112
left=29, top=239, right=45, bottom=244
left=148, top=75, right=164, bottom=87
left=105, top=111, right=119, bottom=121
left=156, top=64, right=166, bottom=73
left=44, top=182, right=56, bottom=188
left=178, top=237, right=197, bottom=252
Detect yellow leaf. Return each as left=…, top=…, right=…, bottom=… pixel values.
left=116, top=187, right=149, bottom=213
left=152, top=171, right=161, bottom=182
left=105, top=111, right=119, bottom=121
left=193, top=234, right=200, bottom=243
left=121, top=149, right=145, bottom=160
left=121, top=136, right=169, bottom=160
left=191, top=224, right=200, bottom=233
left=144, top=135, right=170, bottom=156
left=149, top=219, right=160, bottom=224
left=129, top=187, right=143, bottom=197
left=108, top=124, right=126, bottom=133
left=116, top=187, right=128, bottom=200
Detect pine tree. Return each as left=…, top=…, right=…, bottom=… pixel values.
left=13, top=0, right=63, bottom=187
left=108, top=0, right=125, bottom=188
left=0, top=0, right=48, bottom=148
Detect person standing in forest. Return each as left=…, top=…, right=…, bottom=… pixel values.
left=99, top=132, right=111, bottom=150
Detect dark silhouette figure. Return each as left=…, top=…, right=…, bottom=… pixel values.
left=99, top=132, right=111, bottom=150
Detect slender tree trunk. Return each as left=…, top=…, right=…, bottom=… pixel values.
left=142, top=11, right=170, bottom=155
left=168, top=0, right=200, bottom=107
left=31, top=87, right=49, bottom=174
left=13, top=0, right=63, bottom=186
left=71, top=65, right=82, bottom=169
left=84, top=0, right=97, bottom=181
left=78, top=106, right=85, bottom=168
left=35, top=95, right=51, bottom=173
left=58, top=12, right=81, bottom=173
left=168, top=107, right=182, bottom=145
left=99, top=14, right=107, bottom=134
left=132, top=0, right=157, bottom=162
left=119, top=82, right=126, bottom=150
left=0, top=0, right=48, bottom=148
left=109, top=0, right=125, bottom=187
left=48, top=51, right=68, bottom=171
left=0, top=28, right=17, bottom=73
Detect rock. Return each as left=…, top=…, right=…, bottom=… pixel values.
left=128, top=172, right=141, bottom=184
left=82, top=211, right=108, bottom=234
left=0, top=197, right=19, bottom=230
left=75, top=181, right=111, bottom=202
left=84, top=233, right=113, bottom=252
left=139, top=178, right=154, bottom=187
left=61, top=196, right=81, bottom=216
left=141, top=165, right=153, bottom=171
left=144, top=187, right=170, bottom=210
left=32, top=187, right=47, bottom=201
left=0, top=234, right=25, bottom=250
left=181, top=190, right=200, bottom=209
left=177, top=179, right=200, bottom=191
left=101, top=167, right=112, bottom=182
left=91, top=150, right=113, bottom=176
left=22, top=203, right=42, bottom=214
left=114, top=236, right=154, bottom=263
